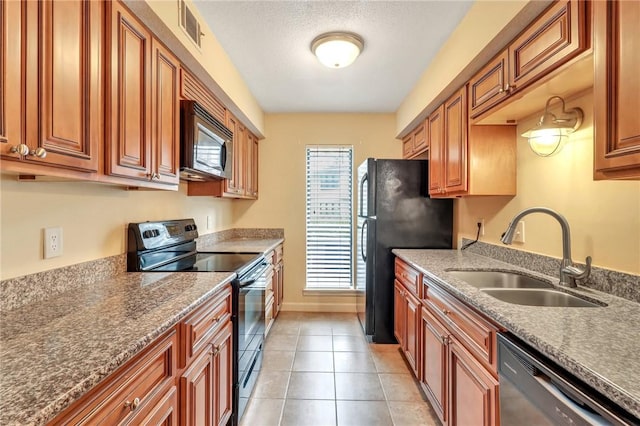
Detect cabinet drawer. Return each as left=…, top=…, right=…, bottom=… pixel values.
left=52, top=330, right=177, bottom=425
left=181, top=284, right=232, bottom=366
left=423, top=279, right=499, bottom=374
left=395, top=258, right=421, bottom=297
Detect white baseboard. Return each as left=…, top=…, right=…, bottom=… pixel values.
left=281, top=302, right=357, bottom=313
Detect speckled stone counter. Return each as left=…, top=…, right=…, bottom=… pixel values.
left=393, top=249, right=640, bottom=420
left=0, top=271, right=235, bottom=425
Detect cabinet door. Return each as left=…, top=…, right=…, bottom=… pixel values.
left=412, top=122, right=428, bottom=156
left=126, top=385, right=178, bottom=426
left=31, top=0, right=101, bottom=171
left=223, top=112, right=242, bottom=195
left=277, top=261, right=284, bottom=313
left=245, top=132, right=259, bottom=198
left=393, top=280, right=406, bottom=347
left=107, top=2, right=153, bottom=181
left=421, top=307, right=448, bottom=425
left=212, top=323, right=233, bottom=426
left=180, top=345, right=214, bottom=426
left=443, top=87, right=468, bottom=194
left=151, top=39, right=180, bottom=185
left=594, top=0, right=640, bottom=179
left=509, top=0, right=588, bottom=92
left=449, top=337, right=499, bottom=426
left=468, top=50, right=509, bottom=120
left=402, top=133, right=413, bottom=158
left=428, top=105, right=445, bottom=195
left=0, top=0, right=22, bottom=157
left=405, top=290, right=421, bottom=378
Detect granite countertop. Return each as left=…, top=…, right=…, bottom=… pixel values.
left=393, top=249, right=640, bottom=420
left=197, top=237, right=284, bottom=254
left=0, top=271, right=235, bottom=425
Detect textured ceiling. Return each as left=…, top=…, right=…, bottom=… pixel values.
left=194, top=1, right=473, bottom=113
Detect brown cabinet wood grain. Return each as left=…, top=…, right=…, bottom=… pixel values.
left=106, top=2, right=179, bottom=188
left=402, top=133, right=413, bottom=158
left=151, top=39, right=180, bottom=186
left=443, top=87, right=468, bottom=195
left=128, top=385, right=179, bottom=425
left=428, top=105, right=445, bottom=195
left=246, top=131, right=259, bottom=198
left=212, top=322, right=233, bottom=426
left=401, top=120, right=429, bottom=159
left=405, top=289, right=421, bottom=377
left=393, top=280, right=406, bottom=349
left=449, top=337, right=499, bottom=426
left=421, top=307, right=448, bottom=425
left=508, top=0, right=588, bottom=94
left=179, top=68, right=226, bottom=124
left=468, top=50, right=510, bottom=120
left=2, top=0, right=101, bottom=173
left=594, top=0, right=640, bottom=180
left=106, top=1, right=152, bottom=181
left=180, top=337, right=214, bottom=426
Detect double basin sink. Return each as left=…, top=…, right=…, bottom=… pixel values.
left=445, top=270, right=604, bottom=308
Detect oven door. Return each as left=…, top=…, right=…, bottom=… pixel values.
left=236, top=270, right=267, bottom=421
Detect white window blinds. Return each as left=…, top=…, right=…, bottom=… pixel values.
left=305, top=146, right=354, bottom=289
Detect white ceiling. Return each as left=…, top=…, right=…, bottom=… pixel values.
left=194, top=1, right=474, bottom=113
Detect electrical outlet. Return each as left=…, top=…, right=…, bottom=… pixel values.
left=478, top=218, right=485, bottom=236
left=513, top=221, right=525, bottom=243
left=44, top=227, right=63, bottom=258
left=207, top=215, right=212, bottom=230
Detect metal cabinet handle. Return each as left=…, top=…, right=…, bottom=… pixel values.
left=442, top=309, right=450, bottom=315
left=9, top=144, right=30, bottom=156
left=147, top=172, right=161, bottom=181
left=124, top=397, right=141, bottom=411
left=29, top=147, right=47, bottom=158
left=212, top=345, right=221, bottom=356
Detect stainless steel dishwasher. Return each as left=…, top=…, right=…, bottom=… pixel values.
left=498, top=334, right=639, bottom=425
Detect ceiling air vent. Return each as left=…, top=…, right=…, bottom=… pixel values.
left=179, top=0, right=202, bottom=48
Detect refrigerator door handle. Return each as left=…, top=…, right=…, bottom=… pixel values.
left=360, top=220, right=368, bottom=262
left=359, top=173, right=368, bottom=217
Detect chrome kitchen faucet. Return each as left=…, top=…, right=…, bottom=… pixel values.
left=500, top=207, right=591, bottom=288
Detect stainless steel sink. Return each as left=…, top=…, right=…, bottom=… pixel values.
left=446, top=270, right=553, bottom=289
left=481, top=288, right=603, bottom=308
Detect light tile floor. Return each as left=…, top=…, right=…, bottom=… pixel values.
left=240, top=312, right=441, bottom=426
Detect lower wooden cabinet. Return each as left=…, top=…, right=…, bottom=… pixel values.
left=394, top=256, right=502, bottom=426
left=50, top=284, right=234, bottom=426
left=449, top=336, right=499, bottom=426
left=274, top=244, right=284, bottom=317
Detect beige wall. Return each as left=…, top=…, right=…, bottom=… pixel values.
left=456, top=92, right=640, bottom=275
left=396, top=0, right=529, bottom=135
left=0, top=178, right=233, bottom=280
left=232, top=114, right=401, bottom=311
left=144, top=0, right=264, bottom=134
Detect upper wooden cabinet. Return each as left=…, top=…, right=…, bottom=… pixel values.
left=468, top=50, right=510, bottom=120
left=179, top=68, right=226, bottom=125
left=509, top=0, right=588, bottom=94
left=593, top=0, right=640, bottom=180
left=401, top=120, right=429, bottom=159
left=469, top=0, right=590, bottom=123
left=106, top=2, right=179, bottom=188
left=429, top=86, right=516, bottom=198
left=246, top=131, right=259, bottom=198
left=1, top=0, right=101, bottom=174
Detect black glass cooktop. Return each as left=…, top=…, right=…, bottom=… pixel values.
left=152, top=252, right=262, bottom=273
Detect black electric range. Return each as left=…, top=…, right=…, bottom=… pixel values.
left=127, top=218, right=267, bottom=425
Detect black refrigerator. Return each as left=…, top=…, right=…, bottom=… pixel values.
left=356, top=158, right=453, bottom=343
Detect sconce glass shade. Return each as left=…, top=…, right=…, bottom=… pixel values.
left=521, top=96, right=583, bottom=157
left=311, top=32, right=364, bottom=68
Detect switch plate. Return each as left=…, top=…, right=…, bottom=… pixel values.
left=513, top=221, right=525, bottom=243
left=44, top=227, right=63, bottom=258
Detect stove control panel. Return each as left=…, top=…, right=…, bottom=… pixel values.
left=128, top=219, right=199, bottom=251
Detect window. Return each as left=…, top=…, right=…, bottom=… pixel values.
left=305, top=146, right=353, bottom=289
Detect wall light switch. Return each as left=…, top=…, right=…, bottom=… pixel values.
left=513, top=221, right=525, bottom=243
left=44, top=227, right=63, bottom=258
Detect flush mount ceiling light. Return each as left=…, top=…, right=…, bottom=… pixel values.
left=311, top=32, right=364, bottom=69
left=521, top=95, right=584, bottom=157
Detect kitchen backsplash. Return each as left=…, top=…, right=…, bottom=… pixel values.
left=463, top=239, right=640, bottom=303
left=0, top=228, right=285, bottom=311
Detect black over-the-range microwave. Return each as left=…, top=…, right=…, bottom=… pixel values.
left=180, top=100, right=233, bottom=181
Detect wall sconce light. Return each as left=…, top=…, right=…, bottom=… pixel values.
left=521, top=95, right=583, bottom=157
left=311, top=32, right=364, bottom=69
